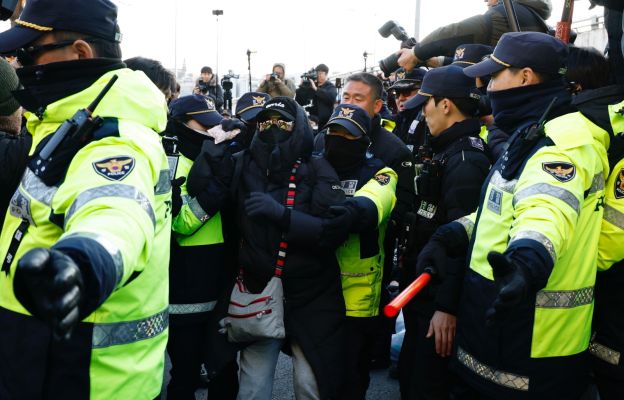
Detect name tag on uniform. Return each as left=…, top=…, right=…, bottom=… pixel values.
left=416, top=200, right=437, bottom=219
left=168, top=155, right=179, bottom=178
left=340, top=180, right=358, bottom=196
left=487, top=188, right=503, bottom=215
left=408, top=119, right=419, bottom=134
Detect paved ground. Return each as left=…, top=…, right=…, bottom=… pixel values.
left=164, top=352, right=400, bottom=399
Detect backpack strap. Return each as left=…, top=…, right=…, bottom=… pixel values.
left=274, top=158, right=302, bottom=277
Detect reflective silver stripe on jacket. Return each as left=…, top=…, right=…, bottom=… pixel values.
left=186, top=197, right=210, bottom=222
left=58, top=232, right=125, bottom=286
left=589, top=340, right=621, bottom=366
left=21, top=169, right=57, bottom=206
left=154, top=169, right=172, bottom=195
left=92, top=309, right=168, bottom=349
left=535, top=286, right=594, bottom=309
left=490, top=170, right=517, bottom=193
left=456, top=217, right=474, bottom=239
left=65, top=184, right=156, bottom=228
left=588, top=173, right=605, bottom=195
left=457, top=347, right=529, bottom=391
left=169, top=301, right=217, bottom=315
left=604, top=204, right=624, bottom=230
left=340, top=271, right=375, bottom=277
left=509, top=231, right=556, bottom=264
left=512, top=183, right=580, bottom=214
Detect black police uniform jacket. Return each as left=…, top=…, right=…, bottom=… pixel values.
left=0, top=129, right=31, bottom=229
left=236, top=104, right=347, bottom=399
left=401, top=119, right=490, bottom=316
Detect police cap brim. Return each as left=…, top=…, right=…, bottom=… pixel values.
left=324, top=118, right=366, bottom=138
left=463, top=57, right=505, bottom=78
left=191, top=111, right=224, bottom=128
left=403, top=93, right=429, bottom=110
left=0, top=26, right=45, bottom=54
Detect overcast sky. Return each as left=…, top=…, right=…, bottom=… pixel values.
left=1, top=0, right=604, bottom=79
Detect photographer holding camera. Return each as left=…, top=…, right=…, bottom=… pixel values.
left=195, top=66, right=225, bottom=112
left=297, top=64, right=338, bottom=128
left=257, top=62, right=296, bottom=98
left=396, top=0, right=551, bottom=72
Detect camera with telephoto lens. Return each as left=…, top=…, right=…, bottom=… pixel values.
left=378, top=20, right=418, bottom=77
left=197, top=80, right=210, bottom=95
left=270, top=72, right=280, bottom=81
left=0, top=0, right=18, bottom=21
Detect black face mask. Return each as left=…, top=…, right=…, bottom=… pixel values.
left=259, top=126, right=291, bottom=145
left=477, top=87, right=492, bottom=117
left=324, top=134, right=370, bottom=174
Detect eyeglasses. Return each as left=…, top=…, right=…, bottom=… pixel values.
left=258, top=118, right=294, bottom=132
left=16, top=38, right=102, bottom=66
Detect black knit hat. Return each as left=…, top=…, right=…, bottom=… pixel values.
left=0, top=58, right=21, bottom=116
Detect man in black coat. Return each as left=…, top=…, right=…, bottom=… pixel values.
left=307, top=63, right=338, bottom=128
left=0, top=57, right=30, bottom=229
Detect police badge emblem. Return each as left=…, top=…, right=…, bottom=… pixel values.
left=615, top=168, right=624, bottom=199
left=93, top=156, right=135, bottom=181
left=374, top=174, right=390, bottom=186
left=542, top=162, right=576, bottom=183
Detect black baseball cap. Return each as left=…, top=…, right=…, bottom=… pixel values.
left=169, top=94, right=223, bottom=127
left=464, top=32, right=568, bottom=78
left=235, top=92, right=271, bottom=121
left=324, top=104, right=371, bottom=138
left=256, top=96, right=298, bottom=122
left=452, top=44, right=494, bottom=68
left=389, top=68, right=426, bottom=91
left=0, top=0, right=122, bottom=54
left=406, top=65, right=480, bottom=109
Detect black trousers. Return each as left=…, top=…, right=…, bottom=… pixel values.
left=340, top=316, right=380, bottom=400
left=591, top=354, right=624, bottom=400
left=167, top=319, right=210, bottom=400
left=398, top=310, right=454, bottom=400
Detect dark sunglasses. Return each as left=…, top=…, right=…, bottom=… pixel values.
left=16, top=38, right=102, bottom=66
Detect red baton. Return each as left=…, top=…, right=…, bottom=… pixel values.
left=384, top=272, right=432, bottom=318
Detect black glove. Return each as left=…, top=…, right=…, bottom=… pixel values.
left=13, top=248, right=84, bottom=340
left=415, top=237, right=447, bottom=279
left=221, top=118, right=246, bottom=132
left=485, top=251, right=529, bottom=326
left=318, top=205, right=356, bottom=248
left=171, top=176, right=186, bottom=217
left=245, top=192, right=287, bottom=222
left=187, top=139, right=232, bottom=196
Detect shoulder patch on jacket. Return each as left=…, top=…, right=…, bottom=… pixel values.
left=93, top=156, right=135, bottom=181
left=615, top=168, right=624, bottom=199
left=542, top=162, right=576, bottom=183
left=374, top=173, right=391, bottom=186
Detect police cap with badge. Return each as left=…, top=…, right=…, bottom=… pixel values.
left=451, top=44, right=494, bottom=69
left=389, top=68, right=427, bottom=92
left=169, top=94, right=224, bottom=127
left=405, top=65, right=481, bottom=110
left=324, top=104, right=372, bottom=138
left=235, top=92, right=271, bottom=122
left=0, top=0, right=122, bottom=54
left=463, top=31, right=568, bottom=78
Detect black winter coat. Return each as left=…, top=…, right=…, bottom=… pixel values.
left=237, top=100, right=347, bottom=399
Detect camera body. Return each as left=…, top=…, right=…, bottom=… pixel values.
left=197, top=80, right=210, bottom=95
left=378, top=20, right=418, bottom=77
left=270, top=72, right=280, bottom=81
left=0, top=0, right=18, bottom=21
left=301, top=69, right=318, bottom=82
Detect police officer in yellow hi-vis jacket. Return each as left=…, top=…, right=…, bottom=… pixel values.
left=320, top=104, right=397, bottom=400
left=416, top=32, right=609, bottom=399
left=0, top=0, right=170, bottom=399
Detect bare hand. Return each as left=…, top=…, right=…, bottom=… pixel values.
left=425, top=56, right=445, bottom=68
left=309, top=80, right=317, bottom=90
left=426, top=311, right=457, bottom=357
left=397, top=48, right=421, bottom=72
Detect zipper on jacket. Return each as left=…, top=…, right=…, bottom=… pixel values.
left=227, top=309, right=273, bottom=319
